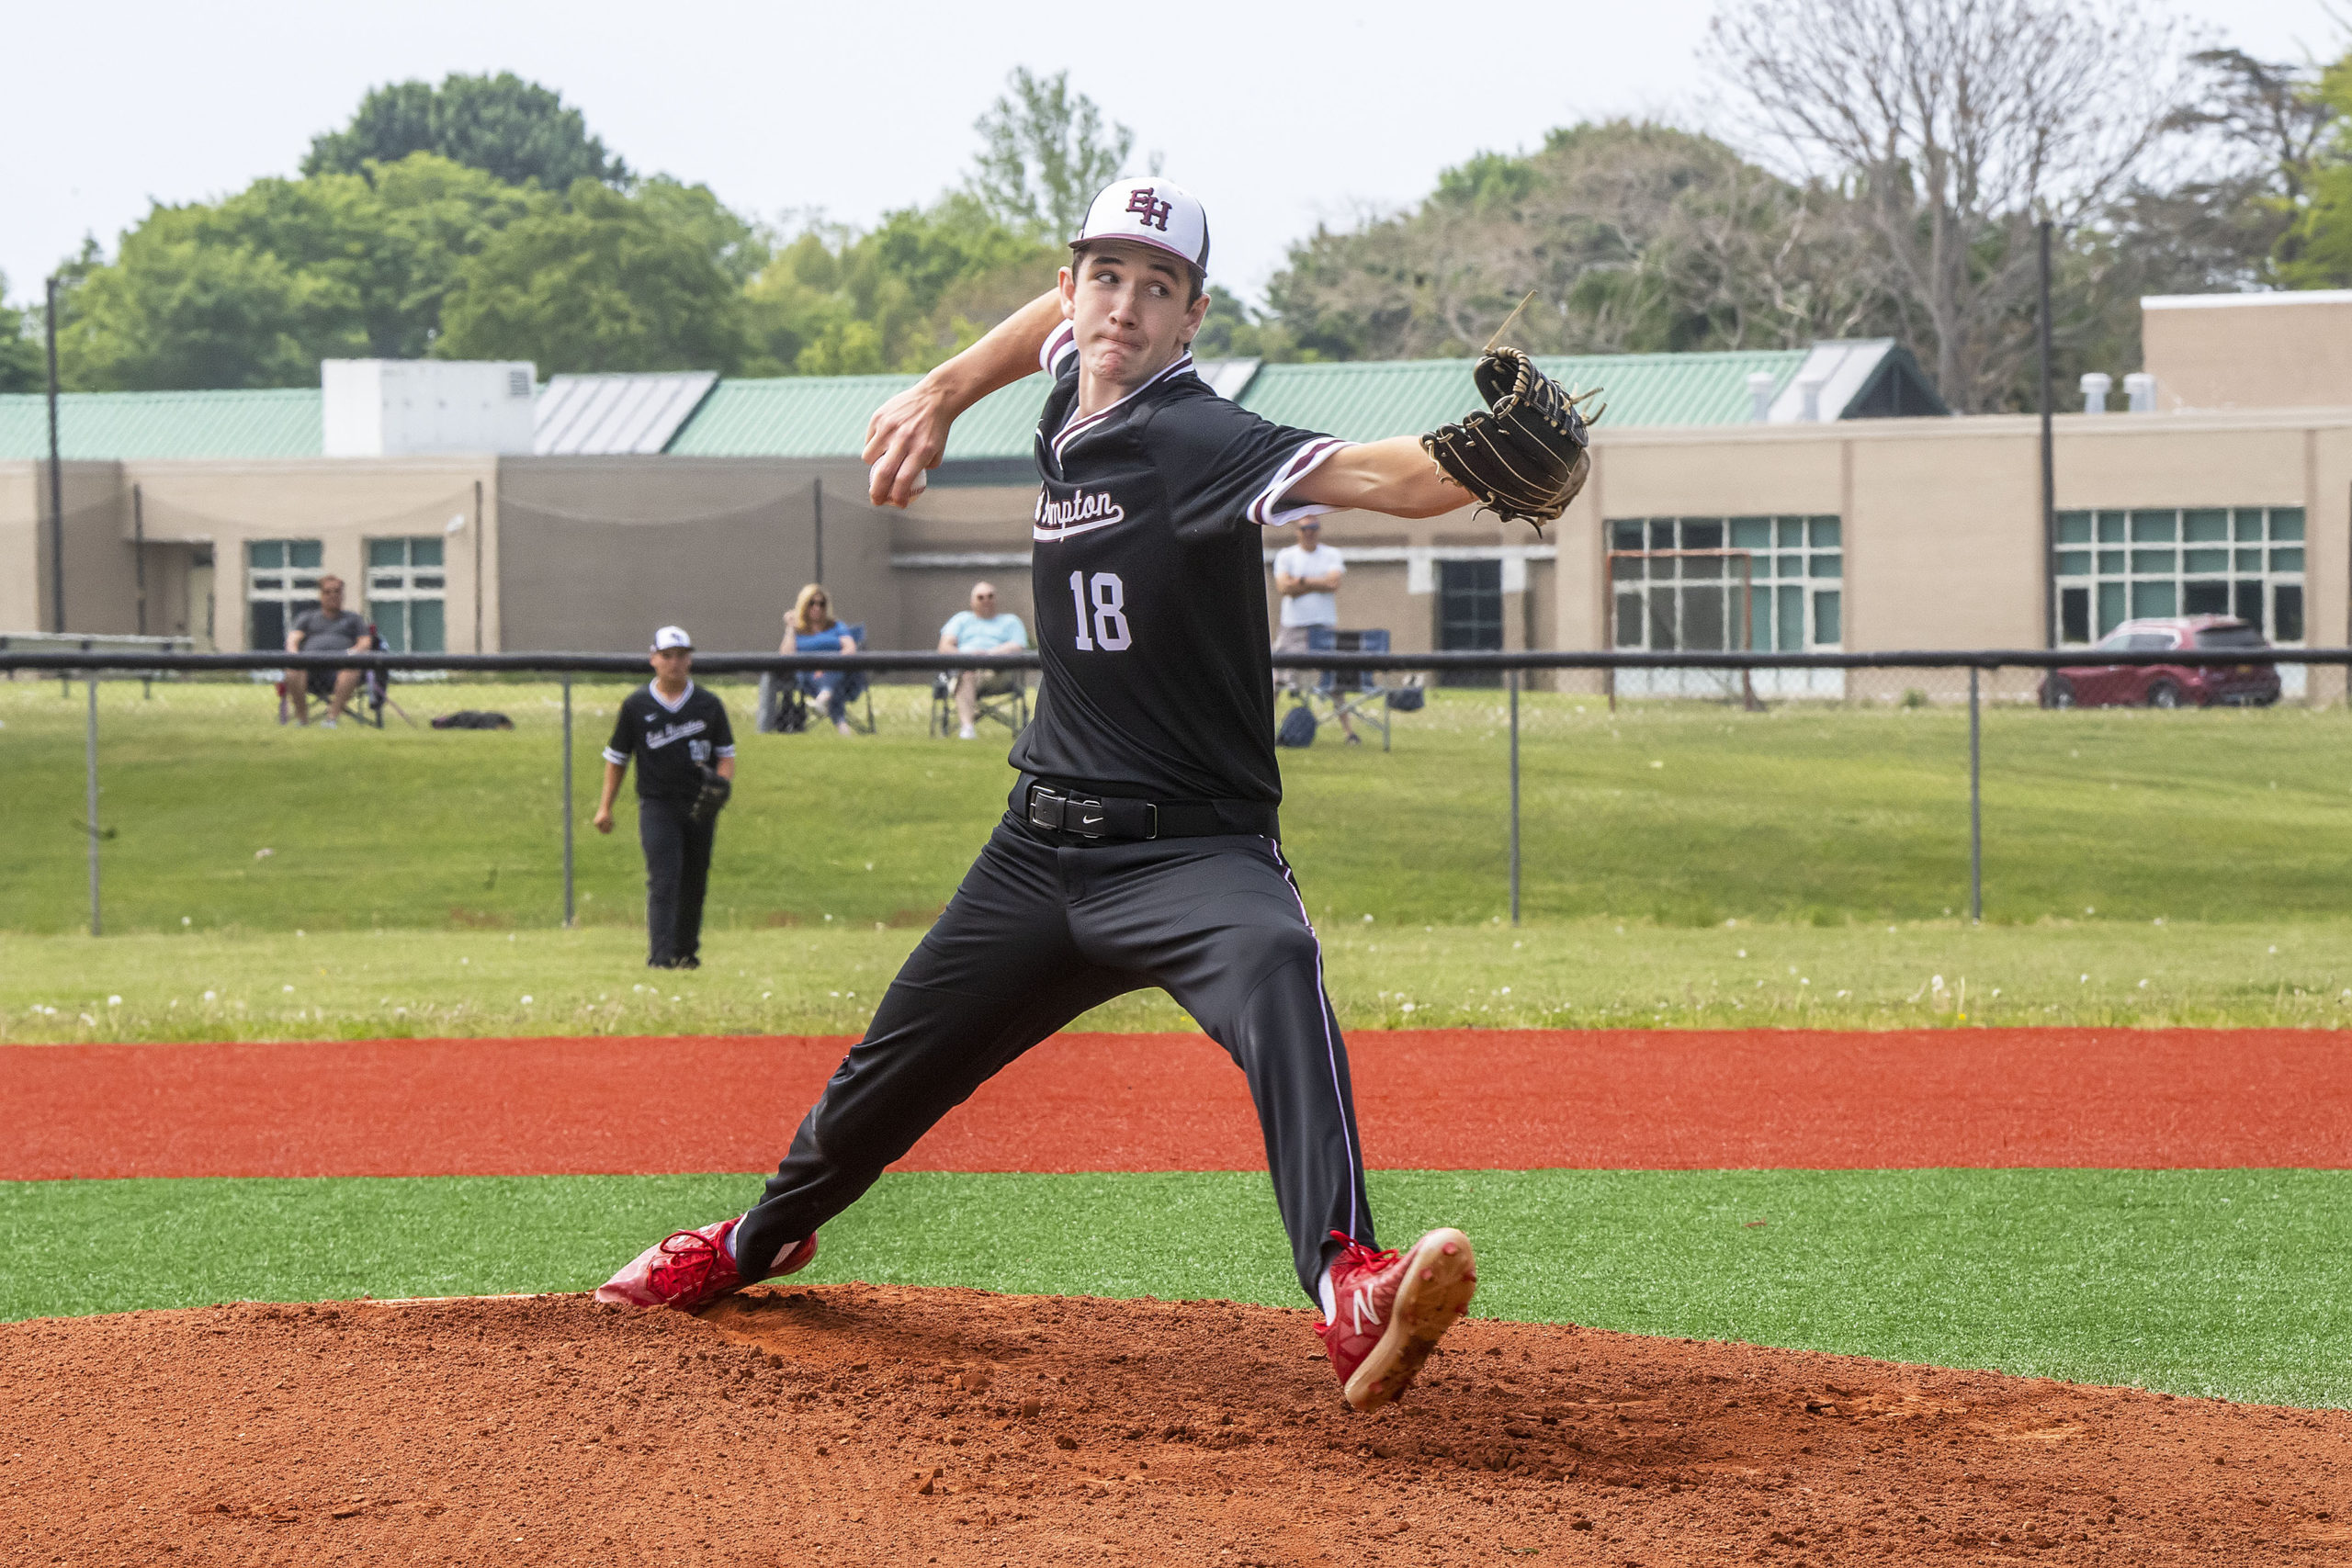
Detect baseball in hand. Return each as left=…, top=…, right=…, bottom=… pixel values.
left=873, top=457, right=927, bottom=498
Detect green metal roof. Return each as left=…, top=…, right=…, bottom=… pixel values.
left=667, top=349, right=1810, bottom=459
left=0, top=346, right=1828, bottom=466
left=666, top=372, right=1054, bottom=459
left=1238, top=350, right=1806, bottom=441
left=0, top=388, right=322, bottom=461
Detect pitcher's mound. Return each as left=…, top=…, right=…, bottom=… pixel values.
left=6, top=1283, right=2343, bottom=1564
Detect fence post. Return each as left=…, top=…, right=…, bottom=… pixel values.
left=561, top=674, right=576, bottom=929
left=1508, top=668, right=1521, bottom=927
left=1968, top=665, right=1983, bottom=924
left=85, top=677, right=101, bottom=937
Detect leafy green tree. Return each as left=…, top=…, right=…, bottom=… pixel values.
left=435, top=179, right=758, bottom=372
left=2267, top=53, right=2352, bottom=288
left=746, top=196, right=1056, bottom=375
left=0, top=275, right=43, bottom=392
left=967, top=68, right=1136, bottom=239
left=304, top=73, right=628, bottom=190
left=1189, top=284, right=1300, bottom=360
left=53, top=154, right=538, bottom=389
left=58, top=215, right=334, bottom=389
left=1262, top=121, right=1894, bottom=364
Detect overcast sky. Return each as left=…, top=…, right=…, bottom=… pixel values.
left=5, top=0, right=2344, bottom=314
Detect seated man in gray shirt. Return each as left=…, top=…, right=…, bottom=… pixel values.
left=286, top=573, right=373, bottom=727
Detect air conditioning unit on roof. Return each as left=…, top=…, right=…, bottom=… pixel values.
left=322, top=359, right=537, bottom=457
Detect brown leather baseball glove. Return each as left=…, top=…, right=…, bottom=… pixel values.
left=687, top=763, right=731, bottom=827
left=1420, top=349, right=1602, bottom=532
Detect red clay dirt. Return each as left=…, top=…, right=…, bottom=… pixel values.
left=4, top=1285, right=2346, bottom=1567
left=6, top=1028, right=2349, bottom=1180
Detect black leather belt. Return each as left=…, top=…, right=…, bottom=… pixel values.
left=1018, top=778, right=1277, bottom=841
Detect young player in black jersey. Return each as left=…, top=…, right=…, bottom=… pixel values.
left=594, top=626, right=736, bottom=970
left=601, top=181, right=1486, bottom=1413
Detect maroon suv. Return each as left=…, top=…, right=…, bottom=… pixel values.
left=2041, top=617, right=2284, bottom=708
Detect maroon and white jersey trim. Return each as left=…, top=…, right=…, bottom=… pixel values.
left=1248, top=438, right=1353, bottom=527
left=1050, top=352, right=1197, bottom=465
left=1040, top=321, right=1078, bottom=378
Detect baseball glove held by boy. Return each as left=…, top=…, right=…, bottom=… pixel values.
left=688, top=764, right=731, bottom=826
left=1420, top=348, right=1603, bottom=532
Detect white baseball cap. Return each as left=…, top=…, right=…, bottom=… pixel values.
left=1071, top=177, right=1210, bottom=276
left=651, top=625, right=692, bottom=651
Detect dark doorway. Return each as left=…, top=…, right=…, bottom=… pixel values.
left=1436, top=559, right=1503, bottom=687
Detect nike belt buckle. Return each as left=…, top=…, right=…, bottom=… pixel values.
left=1030, top=785, right=1108, bottom=837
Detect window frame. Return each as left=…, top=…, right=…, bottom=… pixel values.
left=244, top=538, right=323, bottom=652
left=1607, top=515, right=1843, bottom=653
left=364, top=536, right=449, bottom=654
left=2053, top=507, right=2305, bottom=647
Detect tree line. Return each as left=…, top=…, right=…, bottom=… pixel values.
left=10, top=1, right=2352, bottom=415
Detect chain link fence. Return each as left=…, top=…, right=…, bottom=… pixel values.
left=4, top=646, right=2346, bottom=937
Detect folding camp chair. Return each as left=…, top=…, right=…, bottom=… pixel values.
left=1295, top=628, right=1414, bottom=752
left=931, top=667, right=1029, bottom=738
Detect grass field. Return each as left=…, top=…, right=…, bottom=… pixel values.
left=5, top=918, right=2351, bottom=1043
left=8, top=676, right=2348, bottom=1419
left=5, top=676, right=2350, bottom=936
left=5, top=1168, right=2345, bottom=1407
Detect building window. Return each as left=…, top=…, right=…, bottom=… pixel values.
left=1609, top=516, right=1843, bottom=651
left=1435, top=558, right=1503, bottom=686
left=366, top=537, right=447, bottom=653
left=246, top=539, right=322, bottom=650
left=2054, top=507, right=2305, bottom=644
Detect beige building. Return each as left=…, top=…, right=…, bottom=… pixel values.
left=2141, top=290, right=2352, bottom=413
left=0, top=317, right=2339, bottom=699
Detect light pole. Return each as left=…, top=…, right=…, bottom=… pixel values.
left=45, top=275, right=65, bottom=633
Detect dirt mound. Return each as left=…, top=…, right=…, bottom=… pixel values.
left=3, top=1285, right=2344, bottom=1565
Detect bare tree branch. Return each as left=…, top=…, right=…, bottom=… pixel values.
left=1707, top=0, right=2195, bottom=410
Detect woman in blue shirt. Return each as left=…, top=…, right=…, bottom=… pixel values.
left=785, top=583, right=862, bottom=736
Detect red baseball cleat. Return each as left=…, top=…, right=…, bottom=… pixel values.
left=594, top=1217, right=818, bottom=1312
left=1316, top=1227, right=1477, bottom=1412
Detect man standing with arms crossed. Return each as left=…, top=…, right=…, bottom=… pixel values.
left=1273, top=517, right=1360, bottom=743
left=599, top=179, right=1592, bottom=1412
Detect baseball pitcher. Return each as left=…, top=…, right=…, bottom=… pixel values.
left=598, top=179, right=1595, bottom=1412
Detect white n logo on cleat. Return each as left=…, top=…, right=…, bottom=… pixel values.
left=1350, top=1286, right=1382, bottom=1337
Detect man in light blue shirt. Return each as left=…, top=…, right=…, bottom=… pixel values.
left=936, top=581, right=1028, bottom=739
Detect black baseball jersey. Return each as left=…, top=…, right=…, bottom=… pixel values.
left=604, top=681, right=736, bottom=801
left=1009, top=322, right=1351, bottom=804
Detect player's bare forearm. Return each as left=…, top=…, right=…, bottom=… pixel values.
left=864, top=290, right=1064, bottom=507
left=1289, top=437, right=1463, bottom=519
left=717, top=757, right=735, bottom=783
left=594, top=761, right=625, bottom=833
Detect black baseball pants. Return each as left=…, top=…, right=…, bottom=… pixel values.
left=638, top=796, right=716, bottom=967
left=731, top=813, right=1376, bottom=1302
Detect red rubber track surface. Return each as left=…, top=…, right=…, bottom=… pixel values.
left=6, top=1028, right=2348, bottom=1180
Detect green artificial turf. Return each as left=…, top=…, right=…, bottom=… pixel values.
left=6, top=1168, right=2346, bottom=1409
left=5, top=677, right=2351, bottom=936
left=5, top=916, right=2352, bottom=1043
